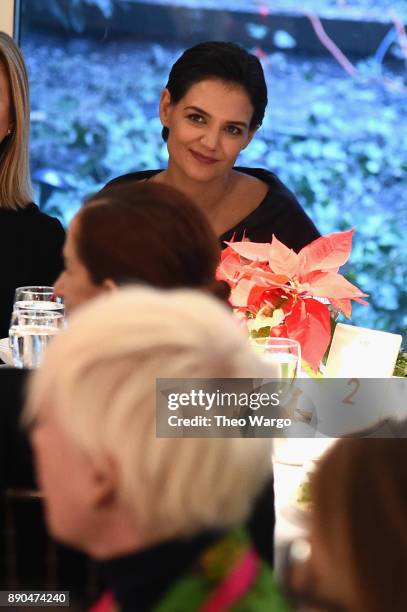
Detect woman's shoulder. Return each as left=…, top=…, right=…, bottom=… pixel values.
left=0, top=204, right=65, bottom=337
left=103, top=169, right=163, bottom=190
left=235, top=166, right=298, bottom=203
left=0, top=203, right=65, bottom=280
left=225, top=167, right=320, bottom=252
left=0, top=203, right=64, bottom=236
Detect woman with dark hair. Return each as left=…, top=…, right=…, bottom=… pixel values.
left=106, top=41, right=319, bottom=251
left=0, top=33, right=64, bottom=338
left=54, top=180, right=228, bottom=313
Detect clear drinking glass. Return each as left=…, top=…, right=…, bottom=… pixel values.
left=9, top=308, right=64, bottom=369
left=13, top=286, right=64, bottom=316
left=250, top=337, right=301, bottom=380
left=250, top=337, right=302, bottom=463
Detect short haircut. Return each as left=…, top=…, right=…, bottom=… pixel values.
left=77, top=181, right=229, bottom=301
left=25, top=286, right=273, bottom=541
left=162, top=41, right=268, bottom=141
left=0, top=32, right=33, bottom=209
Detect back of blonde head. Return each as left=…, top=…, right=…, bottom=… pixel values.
left=0, top=32, right=33, bottom=209
left=27, top=286, right=273, bottom=542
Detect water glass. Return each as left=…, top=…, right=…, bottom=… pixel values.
left=9, top=309, right=64, bottom=369
left=13, top=286, right=64, bottom=317
left=251, top=337, right=303, bottom=466
left=250, top=336, right=301, bottom=380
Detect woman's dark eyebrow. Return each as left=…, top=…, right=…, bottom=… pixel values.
left=184, top=105, right=248, bottom=128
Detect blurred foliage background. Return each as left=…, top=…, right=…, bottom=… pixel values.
left=20, top=0, right=407, bottom=341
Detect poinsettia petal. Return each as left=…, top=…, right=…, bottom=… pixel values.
left=225, top=240, right=270, bottom=262
left=304, top=271, right=369, bottom=300
left=353, top=296, right=369, bottom=305
left=229, top=279, right=258, bottom=308
left=246, top=285, right=270, bottom=310
left=216, top=252, right=243, bottom=284
left=270, top=323, right=289, bottom=338
left=285, top=299, right=331, bottom=372
left=251, top=269, right=290, bottom=283
left=250, top=270, right=291, bottom=288
left=298, top=229, right=355, bottom=276
left=269, top=235, right=299, bottom=277
left=220, top=243, right=234, bottom=259
left=329, top=298, right=353, bottom=318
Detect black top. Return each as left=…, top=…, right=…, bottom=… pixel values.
left=0, top=203, right=65, bottom=338
left=95, top=531, right=221, bottom=612
left=104, top=167, right=320, bottom=252
left=0, top=367, right=34, bottom=491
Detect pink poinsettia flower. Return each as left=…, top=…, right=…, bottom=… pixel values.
left=216, top=229, right=368, bottom=372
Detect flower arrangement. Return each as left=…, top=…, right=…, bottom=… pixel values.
left=217, top=229, right=368, bottom=372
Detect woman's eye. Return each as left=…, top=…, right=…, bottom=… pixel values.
left=225, top=125, right=242, bottom=136
left=188, top=114, right=205, bottom=124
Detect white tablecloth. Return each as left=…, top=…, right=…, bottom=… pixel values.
left=274, top=461, right=309, bottom=546
left=273, top=459, right=310, bottom=578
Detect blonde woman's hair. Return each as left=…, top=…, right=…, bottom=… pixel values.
left=26, top=286, right=273, bottom=542
left=0, top=32, right=33, bottom=209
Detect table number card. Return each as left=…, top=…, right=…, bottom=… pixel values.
left=325, top=323, right=402, bottom=378
left=312, top=378, right=391, bottom=437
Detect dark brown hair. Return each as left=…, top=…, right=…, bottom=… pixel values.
left=162, top=41, right=267, bottom=142
left=76, top=181, right=229, bottom=301
left=312, top=439, right=407, bottom=612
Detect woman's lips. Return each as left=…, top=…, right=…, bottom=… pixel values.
left=190, top=150, right=219, bottom=164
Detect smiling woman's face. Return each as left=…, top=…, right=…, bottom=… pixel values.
left=160, top=79, right=256, bottom=183
left=0, top=61, right=12, bottom=145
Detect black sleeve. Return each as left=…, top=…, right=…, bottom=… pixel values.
left=35, top=216, right=66, bottom=286
left=271, top=182, right=320, bottom=252
left=220, top=169, right=320, bottom=252
left=0, top=214, right=65, bottom=339
left=248, top=174, right=320, bottom=252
